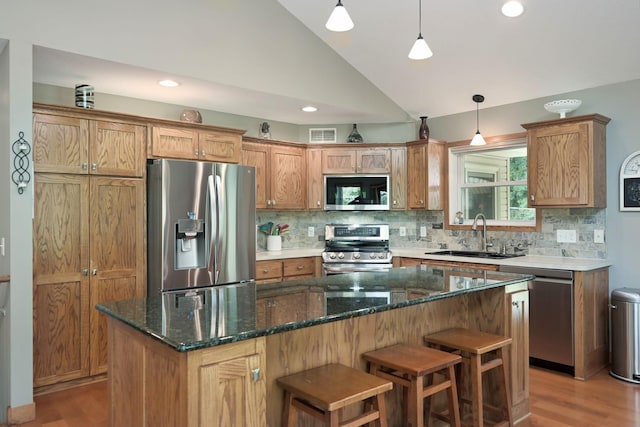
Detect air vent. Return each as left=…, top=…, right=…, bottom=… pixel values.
left=309, top=128, right=337, bottom=143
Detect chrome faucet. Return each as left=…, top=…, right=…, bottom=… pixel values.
left=472, top=213, right=493, bottom=252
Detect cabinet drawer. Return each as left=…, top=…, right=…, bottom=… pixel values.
left=256, top=260, right=283, bottom=280
left=283, top=257, right=315, bottom=277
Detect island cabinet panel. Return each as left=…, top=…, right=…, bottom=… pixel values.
left=108, top=319, right=266, bottom=427
left=506, top=289, right=530, bottom=422
left=523, top=114, right=610, bottom=208
left=33, top=174, right=145, bottom=389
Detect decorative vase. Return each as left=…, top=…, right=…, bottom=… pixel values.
left=180, top=109, right=202, bottom=123
left=347, top=124, right=363, bottom=143
left=75, top=84, right=95, bottom=109
left=267, top=235, right=282, bottom=251
left=419, top=116, right=430, bottom=141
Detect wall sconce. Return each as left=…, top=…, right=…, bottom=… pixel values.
left=12, top=131, right=31, bottom=194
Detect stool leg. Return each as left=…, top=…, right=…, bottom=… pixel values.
left=497, top=348, right=513, bottom=425
left=470, top=353, right=484, bottom=427
left=282, top=390, right=295, bottom=427
left=374, top=392, right=388, bottom=427
left=407, top=374, right=424, bottom=427
left=446, top=365, right=462, bottom=427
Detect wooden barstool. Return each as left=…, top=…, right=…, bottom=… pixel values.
left=362, top=343, right=462, bottom=427
left=276, top=363, right=393, bottom=427
left=424, top=328, right=513, bottom=427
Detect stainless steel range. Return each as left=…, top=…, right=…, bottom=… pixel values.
left=322, top=224, right=393, bottom=275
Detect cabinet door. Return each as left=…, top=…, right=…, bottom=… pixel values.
left=255, top=260, right=283, bottom=283
left=322, top=149, right=356, bottom=173
left=242, top=142, right=270, bottom=209
left=199, top=130, right=241, bottom=163
left=89, top=177, right=146, bottom=375
left=33, top=174, right=90, bottom=386
left=283, top=257, right=315, bottom=278
left=200, top=353, right=266, bottom=426
left=426, top=142, right=445, bottom=210
left=270, top=146, right=306, bottom=210
left=33, top=114, right=89, bottom=174
left=307, top=148, right=324, bottom=210
left=407, top=144, right=427, bottom=208
left=90, top=120, right=145, bottom=177
left=151, top=126, right=198, bottom=160
left=390, top=147, right=407, bottom=209
left=528, top=122, right=590, bottom=206
left=357, top=149, right=390, bottom=173
left=506, top=290, right=529, bottom=412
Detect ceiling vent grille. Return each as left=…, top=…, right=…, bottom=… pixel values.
left=309, top=128, right=337, bottom=143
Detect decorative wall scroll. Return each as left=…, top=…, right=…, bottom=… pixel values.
left=620, top=150, right=640, bottom=211
left=11, top=131, right=31, bottom=194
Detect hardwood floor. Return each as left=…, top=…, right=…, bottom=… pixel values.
left=11, top=367, right=640, bottom=426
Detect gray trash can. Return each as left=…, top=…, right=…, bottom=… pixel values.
left=610, top=288, right=640, bottom=383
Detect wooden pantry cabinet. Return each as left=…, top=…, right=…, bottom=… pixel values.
left=32, top=105, right=146, bottom=389
left=322, top=148, right=390, bottom=174
left=406, top=140, right=446, bottom=210
left=522, top=114, right=610, bottom=208
left=149, top=124, right=244, bottom=164
left=242, top=139, right=307, bottom=210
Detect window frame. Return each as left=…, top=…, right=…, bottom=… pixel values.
left=445, top=132, right=541, bottom=232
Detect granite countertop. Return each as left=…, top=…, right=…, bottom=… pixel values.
left=257, top=248, right=610, bottom=271
left=96, top=265, right=532, bottom=352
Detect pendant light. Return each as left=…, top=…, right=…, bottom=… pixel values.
left=470, top=94, right=487, bottom=146
left=326, top=0, right=354, bottom=32
left=408, top=0, right=433, bottom=60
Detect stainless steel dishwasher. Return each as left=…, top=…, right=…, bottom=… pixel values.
left=500, top=265, right=574, bottom=374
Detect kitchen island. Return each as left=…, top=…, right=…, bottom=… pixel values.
left=97, top=265, right=533, bottom=427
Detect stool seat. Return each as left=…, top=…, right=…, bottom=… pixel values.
left=424, top=328, right=513, bottom=427
left=363, top=343, right=462, bottom=427
left=277, top=363, right=392, bottom=427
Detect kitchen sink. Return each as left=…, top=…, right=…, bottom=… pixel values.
left=427, top=250, right=525, bottom=259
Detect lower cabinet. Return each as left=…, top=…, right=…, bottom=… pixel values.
left=506, top=288, right=529, bottom=421
left=108, top=319, right=266, bottom=427
left=255, top=257, right=318, bottom=284
left=33, top=173, right=145, bottom=389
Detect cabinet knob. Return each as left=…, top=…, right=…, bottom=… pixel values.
left=92, top=269, right=98, bottom=276
left=297, top=265, right=304, bottom=270
left=91, top=163, right=97, bottom=170
left=251, top=368, right=261, bottom=382
left=194, top=149, right=199, bottom=156
left=419, top=199, right=424, bottom=205
left=271, top=200, right=277, bottom=206
left=82, top=269, right=89, bottom=276
left=530, top=195, right=535, bottom=201
left=201, top=150, right=206, bottom=157
left=393, top=200, right=397, bottom=205
left=262, top=268, right=269, bottom=273
left=512, top=301, right=520, bottom=308
left=82, top=163, right=88, bottom=170
left=316, top=200, right=321, bottom=206
left=266, top=200, right=271, bottom=206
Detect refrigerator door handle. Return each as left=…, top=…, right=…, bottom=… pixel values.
left=214, top=175, right=224, bottom=283
left=207, top=175, right=219, bottom=284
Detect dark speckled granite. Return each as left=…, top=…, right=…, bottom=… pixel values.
left=96, top=265, right=532, bottom=352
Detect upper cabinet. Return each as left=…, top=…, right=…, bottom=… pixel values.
left=390, top=147, right=407, bottom=210
left=322, top=148, right=390, bottom=174
left=33, top=107, right=146, bottom=177
left=307, top=148, right=324, bottom=210
left=242, top=139, right=307, bottom=210
left=406, top=140, right=446, bottom=210
left=522, top=114, right=610, bottom=208
left=150, top=125, right=244, bottom=164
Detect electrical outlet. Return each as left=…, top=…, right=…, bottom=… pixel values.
left=307, top=226, right=315, bottom=237
left=420, top=226, right=427, bottom=237
left=594, top=229, right=605, bottom=244
left=0, top=237, right=4, bottom=257
left=557, top=229, right=577, bottom=243
left=399, top=227, right=406, bottom=237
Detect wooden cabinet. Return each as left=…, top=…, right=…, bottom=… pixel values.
left=390, top=147, right=407, bottom=209
left=522, top=114, right=610, bottom=208
left=505, top=288, right=529, bottom=421
left=242, top=140, right=306, bottom=209
left=257, top=292, right=308, bottom=328
left=307, top=148, right=324, bottom=210
left=406, top=140, right=445, bottom=209
left=33, top=112, right=145, bottom=177
left=108, top=319, right=266, bottom=427
left=255, top=257, right=317, bottom=284
left=150, top=125, right=243, bottom=164
left=33, top=173, right=145, bottom=387
left=322, top=148, right=390, bottom=174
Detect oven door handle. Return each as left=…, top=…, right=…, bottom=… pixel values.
left=323, top=264, right=392, bottom=274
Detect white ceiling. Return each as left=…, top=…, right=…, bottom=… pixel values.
left=29, top=0, right=640, bottom=125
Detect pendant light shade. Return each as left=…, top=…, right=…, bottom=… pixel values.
left=326, top=0, right=354, bottom=32
left=470, top=94, right=487, bottom=146
left=408, top=0, right=433, bottom=60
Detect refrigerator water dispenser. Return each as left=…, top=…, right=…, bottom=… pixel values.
left=175, top=218, right=205, bottom=269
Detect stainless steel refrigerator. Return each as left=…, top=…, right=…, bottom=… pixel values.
left=147, top=159, right=256, bottom=294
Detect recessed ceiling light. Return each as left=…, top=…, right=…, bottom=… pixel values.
left=158, top=79, right=180, bottom=87
left=301, top=106, right=318, bottom=112
left=501, top=1, right=524, bottom=17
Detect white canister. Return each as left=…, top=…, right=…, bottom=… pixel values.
left=266, top=235, right=282, bottom=251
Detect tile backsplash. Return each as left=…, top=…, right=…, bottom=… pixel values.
left=257, top=208, right=606, bottom=259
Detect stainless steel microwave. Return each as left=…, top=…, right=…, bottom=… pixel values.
left=324, top=175, right=390, bottom=211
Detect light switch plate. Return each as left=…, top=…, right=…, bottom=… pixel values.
left=0, top=237, right=4, bottom=257
left=420, top=226, right=427, bottom=237
left=594, top=229, right=605, bottom=243
left=557, top=229, right=577, bottom=243
left=307, top=226, right=315, bottom=237
left=399, top=227, right=406, bottom=237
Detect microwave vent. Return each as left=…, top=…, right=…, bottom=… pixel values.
left=309, top=128, right=337, bottom=143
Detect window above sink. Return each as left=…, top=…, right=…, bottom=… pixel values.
left=447, top=133, right=541, bottom=231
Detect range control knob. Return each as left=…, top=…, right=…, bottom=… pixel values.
left=378, top=253, right=387, bottom=259
left=370, top=253, right=377, bottom=259
left=353, top=252, right=361, bottom=260
left=338, top=252, right=345, bottom=259
left=329, top=253, right=337, bottom=259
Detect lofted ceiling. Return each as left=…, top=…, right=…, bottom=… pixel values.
left=28, top=0, right=640, bottom=125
